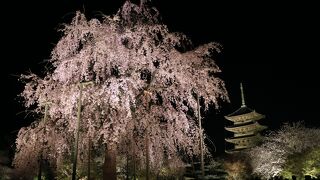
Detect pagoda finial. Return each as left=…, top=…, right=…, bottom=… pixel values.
left=240, top=83, right=246, bottom=107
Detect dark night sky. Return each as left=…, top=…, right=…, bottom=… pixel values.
left=2, top=0, right=320, bottom=153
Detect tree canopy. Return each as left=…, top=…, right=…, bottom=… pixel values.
left=249, top=122, right=320, bottom=179
left=13, top=2, right=228, bottom=178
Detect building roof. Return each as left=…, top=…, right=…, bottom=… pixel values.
left=225, top=110, right=265, bottom=124
left=224, top=83, right=267, bottom=152
left=225, top=133, right=262, bottom=145
left=225, top=148, right=247, bottom=153
left=225, top=121, right=267, bottom=133
left=224, top=83, right=265, bottom=124
left=226, top=106, right=253, bottom=117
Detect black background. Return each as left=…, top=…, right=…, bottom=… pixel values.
left=2, top=0, right=319, bottom=154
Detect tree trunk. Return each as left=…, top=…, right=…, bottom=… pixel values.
left=197, top=94, right=205, bottom=177
left=103, top=145, right=117, bottom=180
left=87, top=137, right=91, bottom=180
left=38, top=154, right=42, bottom=180
left=145, top=132, right=150, bottom=180
left=126, top=153, right=129, bottom=180
left=133, top=147, right=136, bottom=180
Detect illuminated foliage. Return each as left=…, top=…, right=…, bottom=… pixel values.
left=302, top=147, right=320, bottom=178
left=249, top=122, right=320, bottom=179
left=13, top=1, right=228, bottom=177
left=223, top=153, right=251, bottom=180
left=282, top=146, right=320, bottom=179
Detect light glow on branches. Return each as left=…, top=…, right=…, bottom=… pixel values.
left=14, top=1, right=228, bottom=177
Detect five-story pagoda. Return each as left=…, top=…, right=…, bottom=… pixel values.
left=225, top=83, right=267, bottom=153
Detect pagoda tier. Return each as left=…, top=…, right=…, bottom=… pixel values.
left=224, top=107, right=265, bottom=125
left=225, top=121, right=267, bottom=137
left=224, top=83, right=267, bottom=153
left=225, top=134, right=263, bottom=149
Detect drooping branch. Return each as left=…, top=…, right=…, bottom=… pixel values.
left=15, top=1, right=229, bottom=178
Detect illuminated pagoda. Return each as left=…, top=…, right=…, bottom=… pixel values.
left=225, top=83, right=267, bottom=153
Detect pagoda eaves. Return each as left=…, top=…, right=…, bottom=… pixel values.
left=225, top=110, right=265, bottom=125
left=224, top=83, right=267, bottom=153
left=225, top=134, right=263, bottom=147
left=225, top=122, right=267, bottom=135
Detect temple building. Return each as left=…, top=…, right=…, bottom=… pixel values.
left=225, top=83, right=267, bottom=153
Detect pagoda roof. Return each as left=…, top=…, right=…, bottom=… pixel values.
left=225, top=134, right=262, bottom=144
left=226, top=106, right=254, bottom=117
left=225, top=122, right=267, bottom=133
left=225, top=148, right=247, bottom=153
left=224, top=108, right=265, bottom=124
left=234, top=144, right=255, bottom=149
left=225, top=83, right=266, bottom=124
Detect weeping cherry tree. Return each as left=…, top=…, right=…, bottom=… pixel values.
left=13, top=1, right=228, bottom=179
